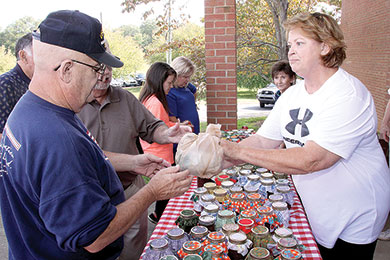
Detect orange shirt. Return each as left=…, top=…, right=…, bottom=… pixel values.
left=140, top=95, right=175, bottom=164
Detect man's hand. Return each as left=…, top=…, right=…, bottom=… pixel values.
left=145, top=165, right=192, bottom=200
left=166, top=122, right=192, bottom=143
left=131, top=154, right=171, bottom=178
left=380, top=123, right=390, bottom=142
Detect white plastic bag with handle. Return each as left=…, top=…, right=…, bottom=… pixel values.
left=175, top=124, right=223, bottom=178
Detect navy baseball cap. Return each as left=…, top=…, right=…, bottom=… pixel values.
left=32, top=10, right=123, bottom=68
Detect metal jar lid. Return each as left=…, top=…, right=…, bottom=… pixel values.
left=244, top=185, right=258, bottom=194
left=249, top=247, right=271, bottom=259
left=274, top=227, right=293, bottom=238
left=226, top=169, right=238, bottom=176
left=260, top=178, right=274, bottom=186
left=204, top=182, right=217, bottom=190
left=201, top=194, right=216, bottom=202
left=274, top=172, right=287, bottom=179
left=230, top=185, right=243, bottom=194
left=228, top=232, right=247, bottom=245
left=276, top=185, right=291, bottom=194
left=198, top=215, right=216, bottom=226
left=180, top=209, right=196, bottom=219
left=272, top=201, right=288, bottom=211
left=222, top=223, right=240, bottom=235
left=278, top=237, right=297, bottom=249
left=204, top=204, right=219, bottom=214
left=159, top=255, right=179, bottom=260
left=167, top=227, right=185, bottom=240
left=194, top=187, right=207, bottom=195
left=240, top=169, right=252, bottom=176
left=183, top=254, right=202, bottom=260
left=221, top=180, right=234, bottom=189
left=269, top=194, right=284, bottom=203
left=276, top=179, right=290, bottom=186
left=183, top=240, right=202, bottom=254
left=218, top=209, right=234, bottom=219
left=248, top=174, right=260, bottom=181
left=242, top=164, right=255, bottom=171
left=150, top=238, right=169, bottom=250
left=214, top=188, right=228, bottom=197
left=190, top=225, right=208, bottom=238
left=255, top=167, right=269, bottom=174
left=260, top=172, right=274, bottom=179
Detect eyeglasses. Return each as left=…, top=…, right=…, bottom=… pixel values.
left=53, top=60, right=106, bottom=75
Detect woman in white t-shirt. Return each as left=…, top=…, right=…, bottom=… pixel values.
left=221, top=12, right=390, bottom=260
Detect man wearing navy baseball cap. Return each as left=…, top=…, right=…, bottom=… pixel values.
left=0, top=10, right=192, bottom=259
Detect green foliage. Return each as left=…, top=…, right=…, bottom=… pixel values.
left=0, top=17, right=40, bottom=55
left=0, top=46, right=15, bottom=74
left=200, top=117, right=266, bottom=133
left=126, top=86, right=142, bottom=98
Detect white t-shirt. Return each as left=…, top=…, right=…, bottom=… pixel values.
left=258, top=68, right=390, bottom=248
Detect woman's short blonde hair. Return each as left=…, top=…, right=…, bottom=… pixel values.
left=170, top=56, right=195, bottom=76
left=284, top=12, right=346, bottom=68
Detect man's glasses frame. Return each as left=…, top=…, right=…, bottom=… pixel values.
left=54, top=60, right=106, bottom=75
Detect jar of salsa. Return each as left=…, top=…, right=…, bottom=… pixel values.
left=215, top=210, right=236, bottom=231
left=227, top=232, right=253, bottom=260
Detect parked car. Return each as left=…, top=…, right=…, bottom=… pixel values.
left=123, top=76, right=138, bottom=87
left=135, top=73, right=146, bottom=86
left=256, top=83, right=278, bottom=108
left=111, top=78, right=124, bottom=87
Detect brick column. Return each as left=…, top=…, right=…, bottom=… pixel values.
left=204, top=0, right=237, bottom=131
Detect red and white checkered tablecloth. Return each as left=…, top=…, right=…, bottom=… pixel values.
left=142, top=176, right=322, bottom=260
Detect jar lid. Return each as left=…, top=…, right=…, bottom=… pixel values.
left=248, top=174, right=260, bottom=181
left=180, top=209, right=196, bottom=219
left=204, top=182, right=217, bottom=189
left=260, top=178, right=274, bottom=186
left=183, top=240, right=202, bottom=251
left=238, top=218, right=254, bottom=227
left=190, top=226, right=208, bottom=237
left=275, top=227, right=293, bottom=238
left=150, top=238, right=168, bottom=250
left=256, top=167, right=268, bottom=174
left=194, top=187, right=207, bottom=195
left=183, top=254, right=202, bottom=260
left=280, top=249, right=302, bottom=259
left=198, top=215, right=216, bottom=225
left=251, top=225, right=269, bottom=235
left=272, top=201, right=288, bottom=211
left=249, top=247, right=271, bottom=259
left=231, top=192, right=245, bottom=200
left=226, top=169, right=238, bottom=175
left=256, top=206, right=273, bottom=215
left=218, top=174, right=229, bottom=180
left=218, top=209, right=234, bottom=218
left=240, top=209, right=257, bottom=219
left=260, top=172, right=273, bottom=179
left=242, top=164, right=254, bottom=170
left=167, top=227, right=185, bottom=240
left=222, top=223, right=239, bottom=233
left=240, top=169, right=252, bottom=176
left=228, top=232, right=247, bottom=245
left=221, top=180, right=234, bottom=189
left=269, top=194, right=284, bottom=203
left=230, top=185, right=243, bottom=193
left=204, top=244, right=224, bottom=256
left=204, top=204, right=219, bottom=213
left=276, top=179, right=290, bottom=186
left=244, top=185, right=258, bottom=193
left=214, top=188, right=227, bottom=196
left=274, top=172, right=287, bottom=178
left=207, top=231, right=226, bottom=243
left=247, top=193, right=261, bottom=200
left=201, top=194, right=216, bottom=202
left=277, top=185, right=291, bottom=193
left=159, top=255, right=179, bottom=260
left=278, top=237, right=297, bottom=249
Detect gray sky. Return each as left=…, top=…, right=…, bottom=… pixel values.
left=0, top=0, right=204, bottom=29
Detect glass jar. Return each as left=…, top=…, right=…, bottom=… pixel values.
left=275, top=179, right=289, bottom=187
left=277, top=237, right=297, bottom=251
left=166, top=227, right=190, bottom=256
left=159, top=255, right=179, bottom=260
left=203, top=244, right=225, bottom=259
left=177, top=240, right=202, bottom=259
left=275, top=185, right=294, bottom=209
left=238, top=169, right=252, bottom=186
left=200, top=194, right=218, bottom=209
left=190, top=226, right=209, bottom=242
left=143, top=238, right=176, bottom=260
left=229, top=192, right=246, bottom=214
left=198, top=215, right=216, bottom=232
left=259, top=179, right=275, bottom=199
left=222, top=223, right=240, bottom=237
left=192, top=187, right=208, bottom=214
left=273, top=227, right=293, bottom=244
left=255, top=168, right=268, bottom=174
left=237, top=218, right=255, bottom=234
left=226, top=169, right=239, bottom=182
left=272, top=202, right=290, bottom=228
left=230, top=185, right=244, bottom=194
left=215, top=210, right=236, bottom=231
left=204, top=182, right=217, bottom=194
left=239, top=209, right=257, bottom=221
left=242, top=164, right=255, bottom=172
left=264, top=194, right=284, bottom=207
left=244, top=185, right=259, bottom=195
left=183, top=254, right=203, bottom=260
left=216, top=174, right=230, bottom=186
left=202, top=204, right=219, bottom=217
left=228, top=232, right=253, bottom=260
left=221, top=180, right=235, bottom=192
left=273, top=172, right=287, bottom=180
left=245, top=247, right=272, bottom=260
left=175, top=209, right=199, bottom=233
left=214, top=188, right=229, bottom=204
left=256, top=206, right=278, bottom=232
left=247, top=193, right=263, bottom=210
left=203, top=231, right=228, bottom=255
left=249, top=225, right=272, bottom=248
left=280, top=249, right=302, bottom=260
left=248, top=174, right=260, bottom=184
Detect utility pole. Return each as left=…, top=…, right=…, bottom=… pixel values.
left=166, top=0, right=172, bottom=64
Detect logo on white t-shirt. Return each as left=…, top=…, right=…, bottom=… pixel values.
left=285, top=108, right=313, bottom=137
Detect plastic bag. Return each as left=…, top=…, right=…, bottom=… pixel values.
left=176, top=124, right=223, bottom=178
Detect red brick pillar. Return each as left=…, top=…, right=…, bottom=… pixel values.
left=204, top=0, right=237, bottom=131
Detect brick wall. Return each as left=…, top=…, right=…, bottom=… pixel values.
left=204, top=0, right=237, bottom=130
left=341, top=0, right=390, bottom=128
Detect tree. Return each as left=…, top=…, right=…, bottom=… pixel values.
left=0, top=17, right=40, bottom=55
left=0, top=46, right=15, bottom=74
